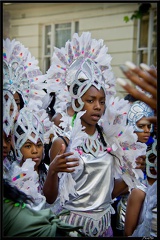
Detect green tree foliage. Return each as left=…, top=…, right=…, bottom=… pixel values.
left=124, top=3, right=151, bottom=23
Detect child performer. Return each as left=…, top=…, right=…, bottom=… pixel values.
left=116, top=100, right=154, bottom=235
left=43, top=32, right=147, bottom=237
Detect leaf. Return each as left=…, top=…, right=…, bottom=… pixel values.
left=124, top=16, right=130, bottom=23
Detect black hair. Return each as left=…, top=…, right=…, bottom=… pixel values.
left=96, top=124, right=107, bottom=147
left=124, top=94, right=137, bottom=103
left=43, top=141, right=52, bottom=165
left=17, top=92, right=24, bottom=109
left=73, top=84, right=79, bottom=95
left=46, top=92, right=56, bottom=118
left=96, top=123, right=121, bottom=163
left=39, top=159, right=48, bottom=175
left=3, top=179, right=33, bottom=204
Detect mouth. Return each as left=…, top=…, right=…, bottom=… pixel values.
left=144, top=136, right=150, bottom=140
left=91, top=114, right=101, bottom=121
left=32, top=158, right=41, bottom=162
left=3, top=152, right=8, bottom=158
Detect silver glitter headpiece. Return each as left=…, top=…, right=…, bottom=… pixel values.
left=12, top=107, right=44, bottom=162
left=46, top=32, right=116, bottom=112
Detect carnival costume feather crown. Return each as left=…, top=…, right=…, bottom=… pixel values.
left=46, top=32, right=116, bottom=112
left=3, top=38, right=46, bottom=106
left=12, top=106, right=45, bottom=162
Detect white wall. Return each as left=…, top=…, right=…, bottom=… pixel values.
left=3, top=2, right=140, bottom=97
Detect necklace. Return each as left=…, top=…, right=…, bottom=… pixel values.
left=82, top=130, right=106, bottom=157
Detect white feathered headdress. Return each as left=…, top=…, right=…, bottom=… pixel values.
left=3, top=38, right=46, bottom=106
left=46, top=32, right=116, bottom=112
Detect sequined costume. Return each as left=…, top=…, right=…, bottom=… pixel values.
left=59, top=146, right=115, bottom=237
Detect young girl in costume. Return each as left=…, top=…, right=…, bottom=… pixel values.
left=43, top=32, right=147, bottom=237
left=124, top=141, right=157, bottom=237
left=116, top=100, right=154, bottom=235
left=7, top=105, right=79, bottom=210
left=3, top=38, right=48, bottom=167
left=123, top=101, right=157, bottom=237
left=3, top=111, right=83, bottom=237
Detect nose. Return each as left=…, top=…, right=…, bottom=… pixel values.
left=3, top=139, right=7, bottom=148
left=31, top=145, right=38, bottom=153
left=94, top=101, right=101, bottom=110
left=144, top=125, right=150, bottom=133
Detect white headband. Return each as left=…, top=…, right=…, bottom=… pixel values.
left=127, top=101, right=154, bottom=132
left=12, top=107, right=44, bottom=162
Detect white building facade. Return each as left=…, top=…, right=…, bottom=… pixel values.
left=3, top=2, right=157, bottom=97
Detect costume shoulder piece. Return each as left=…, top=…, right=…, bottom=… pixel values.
left=101, top=96, right=147, bottom=191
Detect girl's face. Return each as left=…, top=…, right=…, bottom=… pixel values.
left=3, top=131, right=11, bottom=160
left=135, top=117, right=151, bottom=143
left=80, top=86, right=105, bottom=134
left=20, top=138, right=43, bottom=171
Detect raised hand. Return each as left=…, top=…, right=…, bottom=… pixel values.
left=117, top=62, right=157, bottom=119
left=50, top=144, right=79, bottom=173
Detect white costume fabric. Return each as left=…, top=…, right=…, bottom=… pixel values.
left=132, top=180, right=157, bottom=237
left=6, top=158, right=46, bottom=211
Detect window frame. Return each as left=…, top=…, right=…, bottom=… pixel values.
left=42, top=21, right=79, bottom=73
left=136, top=8, right=157, bottom=66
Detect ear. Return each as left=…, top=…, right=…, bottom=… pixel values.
left=75, top=99, right=80, bottom=108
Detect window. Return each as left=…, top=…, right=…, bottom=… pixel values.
left=137, top=8, right=157, bottom=67
left=43, top=22, right=79, bottom=73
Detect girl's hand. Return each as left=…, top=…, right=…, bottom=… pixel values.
left=49, top=144, right=79, bottom=173
left=135, top=155, right=146, bottom=171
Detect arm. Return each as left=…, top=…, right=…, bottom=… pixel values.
left=112, top=178, right=128, bottom=199
left=51, top=112, right=63, bottom=127
left=43, top=138, right=79, bottom=204
left=124, top=188, right=146, bottom=236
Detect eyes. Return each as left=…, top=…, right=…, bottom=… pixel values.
left=24, top=142, right=43, bottom=149
left=86, top=99, right=105, bottom=105
left=6, top=136, right=11, bottom=143
left=137, top=124, right=152, bottom=129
